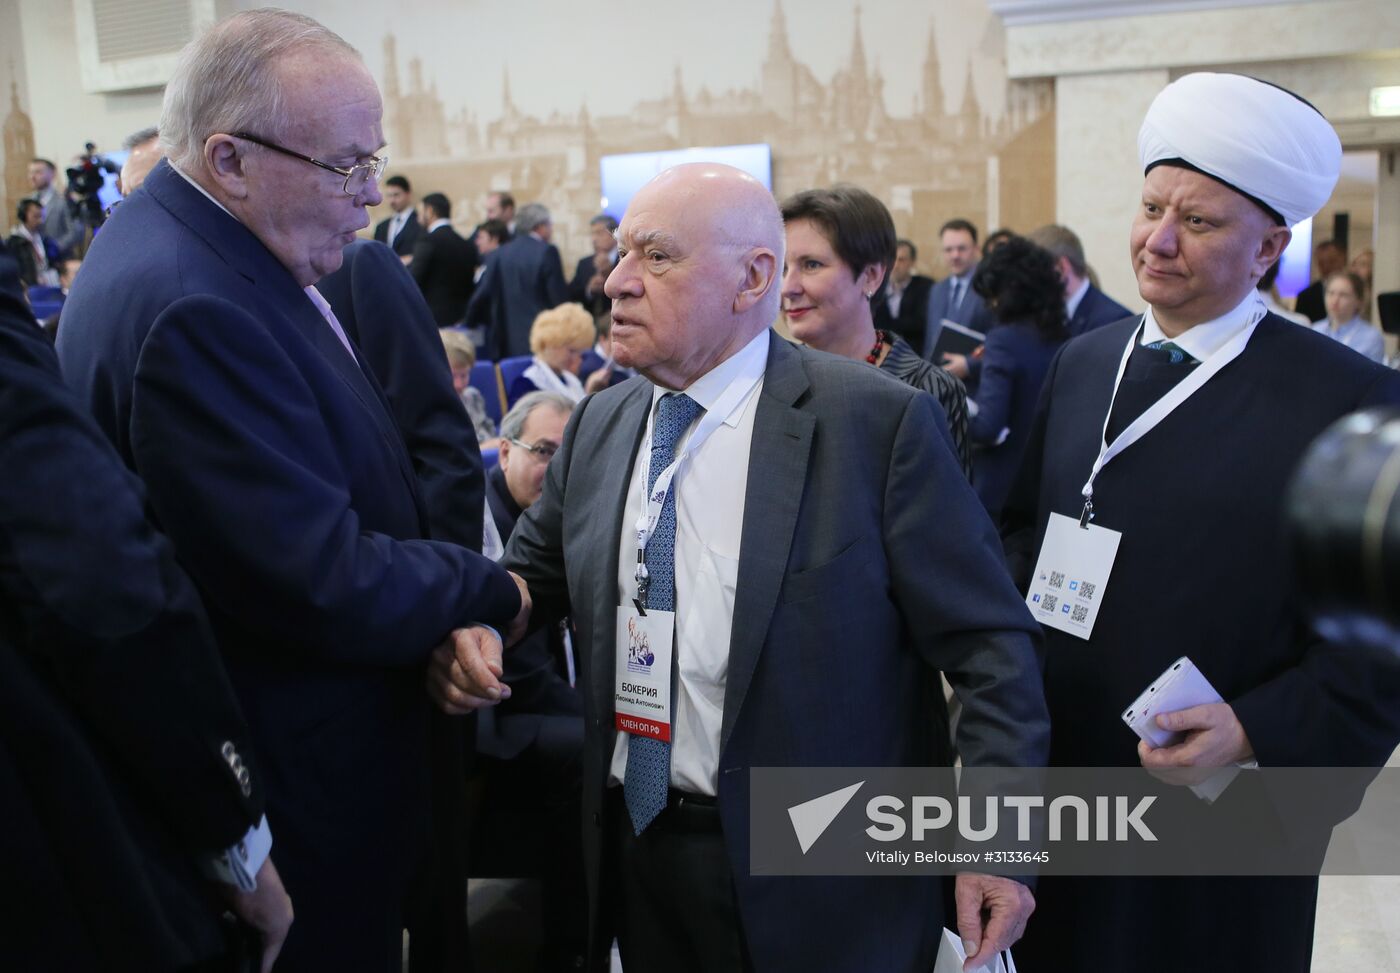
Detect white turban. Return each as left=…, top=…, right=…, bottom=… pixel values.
left=1138, top=72, right=1341, bottom=227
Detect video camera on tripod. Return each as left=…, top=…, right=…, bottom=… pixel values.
left=65, top=142, right=119, bottom=229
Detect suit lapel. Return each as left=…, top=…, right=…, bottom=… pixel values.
left=720, top=335, right=814, bottom=754
left=588, top=382, right=653, bottom=723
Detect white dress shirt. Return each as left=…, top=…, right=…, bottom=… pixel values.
left=1139, top=290, right=1265, bottom=362
left=1065, top=276, right=1091, bottom=322
left=608, top=329, right=769, bottom=796
left=886, top=277, right=909, bottom=319
left=386, top=210, right=409, bottom=247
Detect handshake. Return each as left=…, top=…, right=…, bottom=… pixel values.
left=426, top=570, right=531, bottom=714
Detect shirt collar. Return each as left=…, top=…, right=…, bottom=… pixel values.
left=171, top=163, right=238, bottom=221
left=1065, top=277, right=1092, bottom=319
left=649, top=328, right=769, bottom=429
left=428, top=218, right=451, bottom=232
left=1141, top=290, right=1266, bottom=362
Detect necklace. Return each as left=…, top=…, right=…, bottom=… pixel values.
left=865, top=329, right=887, bottom=365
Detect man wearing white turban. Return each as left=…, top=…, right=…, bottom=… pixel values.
left=1002, top=73, right=1400, bottom=971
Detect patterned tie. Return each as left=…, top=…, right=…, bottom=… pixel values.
left=624, top=392, right=704, bottom=834
left=1144, top=338, right=1194, bottom=365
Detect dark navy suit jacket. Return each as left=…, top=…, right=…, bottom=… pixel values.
left=56, top=160, right=520, bottom=968
left=466, top=232, right=568, bottom=360
left=1001, top=314, right=1400, bottom=970
left=968, top=322, right=1063, bottom=519
left=1067, top=283, right=1133, bottom=338
left=319, top=238, right=484, bottom=550
left=1, top=288, right=262, bottom=971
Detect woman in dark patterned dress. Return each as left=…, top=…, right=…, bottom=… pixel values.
left=778, top=185, right=970, bottom=475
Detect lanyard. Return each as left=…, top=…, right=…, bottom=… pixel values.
left=632, top=367, right=762, bottom=605
left=1078, top=300, right=1264, bottom=527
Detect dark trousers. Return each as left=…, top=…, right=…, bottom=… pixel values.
left=608, top=788, right=753, bottom=973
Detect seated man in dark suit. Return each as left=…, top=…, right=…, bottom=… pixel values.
left=0, top=284, right=292, bottom=972
left=476, top=390, right=586, bottom=969
left=56, top=11, right=527, bottom=970
left=569, top=213, right=618, bottom=319
left=872, top=238, right=933, bottom=351
left=1027, top=223, right=1133, bottom=337
left=465, top=201, right=569, bottom=359
left=411, top=191, right=478, bottom=325
left=372, top=173, right=424, bottom=257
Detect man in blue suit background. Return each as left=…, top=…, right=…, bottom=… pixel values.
left=466, top=200, right=569, bottom=360
left=57, top=11, right=527, bottom=970
left=1027, top=223, right=1133, bottom=337
left=922, top=217, right=997, bottom=360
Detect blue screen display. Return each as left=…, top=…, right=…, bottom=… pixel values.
left=599, top=143, right=772, bottom=222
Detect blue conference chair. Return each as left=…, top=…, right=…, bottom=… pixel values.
left=497, top=355, right=534, bottom=409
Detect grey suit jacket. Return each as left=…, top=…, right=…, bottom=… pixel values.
left=503, top=332, right=1049, bottom=973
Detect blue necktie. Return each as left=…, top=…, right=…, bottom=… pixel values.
left=949, top=277, right=964, bottom=312
left=1143, top=338, right=1194, bottom=365
left=624, top=392, right=703, bottom=834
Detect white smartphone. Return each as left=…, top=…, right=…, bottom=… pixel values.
left=1121, top=656, right=1223, bottom=749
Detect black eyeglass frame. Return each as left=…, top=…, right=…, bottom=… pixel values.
left=229, top=131, right=387, bottom=196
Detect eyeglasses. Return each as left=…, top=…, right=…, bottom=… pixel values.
left=509, top=439, right=558, bottom=462
left=230, top=132, right=387, bottom=196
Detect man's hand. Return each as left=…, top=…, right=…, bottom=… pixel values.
left=426, top=626, right=510, bottom=714
left=584, top=368, right=611, bottom=395
left=954, top=872, right=1034, bottom=971
left=506, top=570, right=532, bottom=646
left=941, top=352, right=970, bottom=380
left=226, top=856, right=293, bottom=973
left=1138, top=702, right=1254, bottom=779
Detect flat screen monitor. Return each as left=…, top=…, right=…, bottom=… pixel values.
left=599, top=143, right=772, bottom=222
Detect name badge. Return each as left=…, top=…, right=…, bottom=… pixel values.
left=1025, top=512, right=1122, bottom=640
left=614, top=605, right=675, bottom=741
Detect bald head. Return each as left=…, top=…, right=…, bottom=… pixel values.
left=605, top=163, right=782, bottom=389
left=120, top=134, right=162, bottom=195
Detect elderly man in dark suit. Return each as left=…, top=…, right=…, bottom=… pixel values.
left=1026, top=223, right=1132, bottom=337
left=410, top=191, right=477, bottom=326
left=372, top=173, right=424, bottom=256
left=56, top=11, right=526, bottom=971
left=0, top=284, right=292, bottom=971
left=466, top=201, right=569, bottom=359
left=1004, top=72, right=1400, bottom=973
left=435, top=163, right=1049, bottom=973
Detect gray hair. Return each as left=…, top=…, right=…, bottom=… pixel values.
left=500, top=391, right=574, bottom=442
left=515, top=203, right=552, bottom=236
left=159, top=9, right=359, bottom=171
left=122, top=126, right=159, bottom=151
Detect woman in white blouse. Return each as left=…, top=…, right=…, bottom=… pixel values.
left=508, top=302, right=595, bottom=404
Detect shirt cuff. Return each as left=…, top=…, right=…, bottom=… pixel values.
left=203, top=815, right=272, bottom=892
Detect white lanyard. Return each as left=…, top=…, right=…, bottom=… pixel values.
left=1078, top=303, right=1264, bottom=526
left=632, top=372, right=759, bottom=603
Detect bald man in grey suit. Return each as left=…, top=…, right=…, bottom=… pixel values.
left=430, top=164, right=1049, bottom=973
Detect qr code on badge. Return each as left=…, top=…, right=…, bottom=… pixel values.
left=1041, top=595, right=1058, bottom=613
left=1071, top=604, right=1089, bottom=623
left=1049, top=571, right=1065, bottom=589
left=1079, top=581, right=1096, bottom=601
